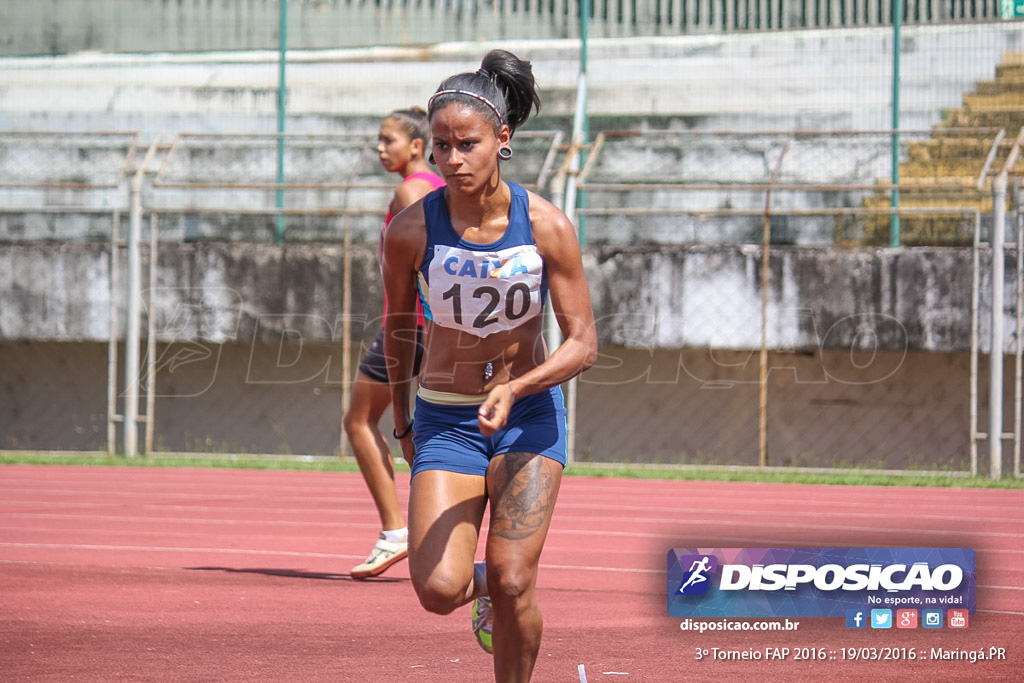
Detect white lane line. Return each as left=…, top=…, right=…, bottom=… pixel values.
left=3, top=545, right=1019, bottom=594
left=0, top=541, right=361, bottom=560
left=556, top=522, right=1024, bottom=539
left=0, top=512, right=381, bottom=528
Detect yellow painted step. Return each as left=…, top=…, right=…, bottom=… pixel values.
left=864, top=193, right=992, bottom=209
left=943, top=109, right=1024, bottom=128
left=906, top=138, right=1014, bottom=164
left=964, top=92, right=1024, bottom=110
left=975, top=78, right=1024, bottom=96
left=876, top=178, right=993, bottom=193
left=898, top=160, right=988, bottom=178
left=860, top=211, right=977, bottom=244
left=996, top=63, right=1024, bottom=79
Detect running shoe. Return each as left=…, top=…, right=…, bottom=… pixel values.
left=471, top=596, right=494, bottom=654
left=349, top=532, right=408, bottom=579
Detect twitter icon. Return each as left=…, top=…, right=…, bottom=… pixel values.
left=870, top=609, right=893, bottom=629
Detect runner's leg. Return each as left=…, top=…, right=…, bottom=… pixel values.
left=484, top=451, right=563, bottom=682
left=344, top=371, right=403, bottom=530
left=408, top=469, right=488, bottom=614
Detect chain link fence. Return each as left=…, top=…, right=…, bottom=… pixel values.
left=2, top=126, right=1022, bottom=478
left=571, top=126, right=1023, bottom=474
left=2, top=40, right=1024, bottom=475
left=0, top=129, right=568, bottom=460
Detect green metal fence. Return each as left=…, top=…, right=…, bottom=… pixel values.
left=0, top=0, right=1011, bottom=56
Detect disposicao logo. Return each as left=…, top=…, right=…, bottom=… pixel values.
left=667, top=548, right=976, bottom=619
left=675, top=555, right=718, bottom=596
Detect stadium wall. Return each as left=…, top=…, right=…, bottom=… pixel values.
left=0, top=241, right=1005, bottom=469
left=0, top=242, right=981, bottom=352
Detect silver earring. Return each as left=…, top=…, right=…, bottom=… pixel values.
left=428, top=153, right=436, bottom=165
left=497, top=147, right=513, bottom=161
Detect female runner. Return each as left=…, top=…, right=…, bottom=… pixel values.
left=382, top=50, right=597, bottom=682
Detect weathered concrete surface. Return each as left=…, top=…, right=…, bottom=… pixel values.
left=2, top=25, right=1019, bottom=133
left=0, top=339, right=981, bottom=469
left=587, top=245, right=983, bottom=352
left=0, top=244, right=1004, bottom=468
left=0, top=242, right=997, bottom=353
left=0, top=242, right=385, bottom=344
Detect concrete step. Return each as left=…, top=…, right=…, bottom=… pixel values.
left=875, top=177, right=995, bottom=193
left=963, top=92, right=1024, bottom=110
left=863, top=194, right=993, bottom=211
left=862, top=215, right=975, bottom=246
left=996, top=63, right=1024, bottom=79
left=0, top=132, right=139, bottom=186
left=974, top=78, right=1024, bottom=96
left=897, top=160, right=990, bottom=178
left=942, top=109, right=1024, bottom=128
left=905, top=138, right=1014, bottom=165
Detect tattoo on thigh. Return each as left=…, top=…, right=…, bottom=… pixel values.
left=491, top=453, right=553, bottom=541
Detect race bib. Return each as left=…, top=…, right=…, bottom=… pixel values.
left=427, top=243, right=543, bottom=337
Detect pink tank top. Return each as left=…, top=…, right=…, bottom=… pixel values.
left=381, top=171, right=445, bottom=325
left=384, top=171, right=446, bottom=226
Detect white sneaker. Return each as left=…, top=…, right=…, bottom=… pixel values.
left=350, top=532, right=408, bottom=579
left=471, top=596, right=494, bottom=654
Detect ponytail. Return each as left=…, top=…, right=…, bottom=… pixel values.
left=386, top=106, right=430, bottom=145
left=428, top=49, right=541, bottom=138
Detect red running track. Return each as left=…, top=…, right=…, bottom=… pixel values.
left=0, top=464, right=1021, bottom=682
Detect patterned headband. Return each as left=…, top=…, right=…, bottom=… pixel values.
left=428, top=89, right=506, bottom=125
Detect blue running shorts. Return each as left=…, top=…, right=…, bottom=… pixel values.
left=411, top=385, right=568, bottom=478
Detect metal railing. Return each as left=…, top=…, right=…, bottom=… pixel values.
left=569, top=127, right=1023, bottom=476
left=970, top=126, right=1024, bottom=479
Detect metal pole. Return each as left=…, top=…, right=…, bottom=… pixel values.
left=1015, top=211, right=1023, bottom=478
left=889, top=0, right=902, bottom=247
left=559, top=148, right=582, bottom=466
left=124, top=172, right=144, bottom=457
left=339, top=216, right=352, bottom=458
left=275, top=0, right=288, bottom=243
left=970, top=210, right=982, bottom=477
left=576, top=0, right=590, bottom=244
left=758, top=141, right=790, bottom=468
left=145, top=212, right=158, bottom=455
left=990, top=171, right=1009, bottom=479
left=107, top=210, right=121, bottom=455
left=759, top=217, right=770, bottom=468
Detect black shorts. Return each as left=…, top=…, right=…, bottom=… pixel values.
left=356, top=327, right=424, bottom=384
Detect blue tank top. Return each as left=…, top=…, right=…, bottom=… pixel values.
left=418, top=182, right=548, bottom=338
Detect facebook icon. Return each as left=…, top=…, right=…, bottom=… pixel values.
left=845, top=609, right=867, bottom=629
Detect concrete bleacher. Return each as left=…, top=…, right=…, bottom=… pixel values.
left=862, top=52, right=1024, bottom=246
left=1, top=25, right=1022, bottom=245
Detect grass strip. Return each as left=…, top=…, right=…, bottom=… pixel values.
left=2, top=451, right=1023, bottom=489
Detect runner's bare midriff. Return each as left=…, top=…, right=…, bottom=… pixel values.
left=418, top=315, right=545, bottom=395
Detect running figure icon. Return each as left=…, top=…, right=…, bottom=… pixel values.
left=678, top=556, right=712, bottom=593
